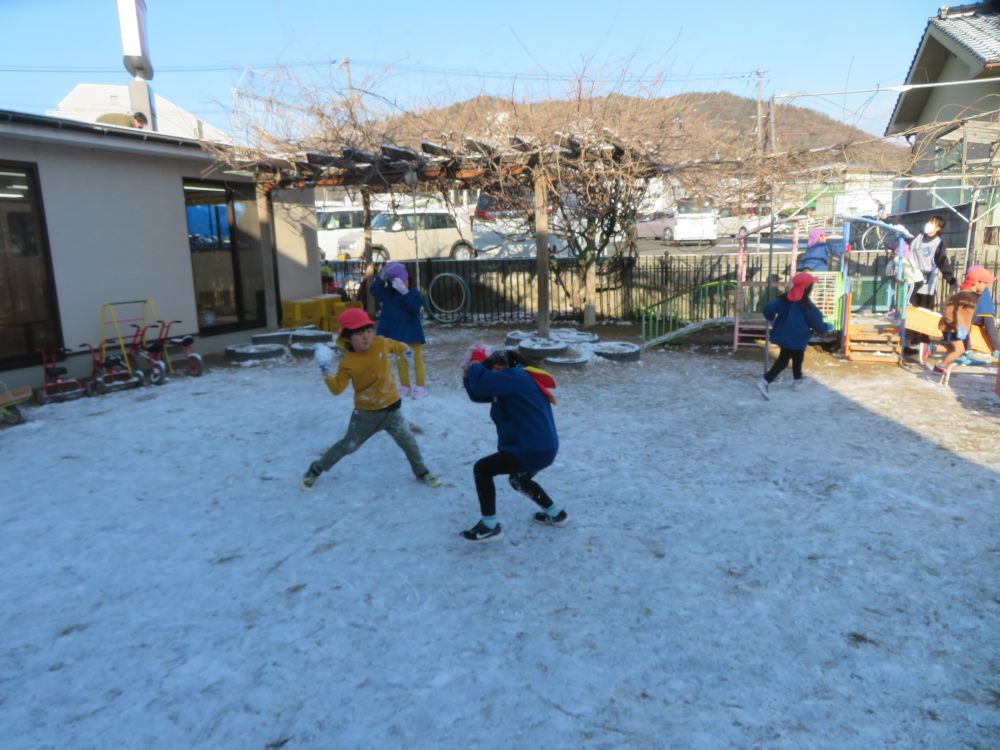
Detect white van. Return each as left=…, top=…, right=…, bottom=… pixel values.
left=336, top=208, right=474, bottom=261
left=316, top=207, right=365, bottom=260
left=670, top=201, right=717, bottom=243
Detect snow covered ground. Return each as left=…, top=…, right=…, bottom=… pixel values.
left=2, top=325, right=998, bottom=749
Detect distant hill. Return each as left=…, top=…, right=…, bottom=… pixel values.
left=385, top=91, right=907, bottom=172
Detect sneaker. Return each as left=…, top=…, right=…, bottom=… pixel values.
left=409, top=386, right=428, bottom=399
left=461, top=520, right=503, bottom=543
left=955, top=356, right=973, bottom=366
left=417, top=471, right=440, bottom=488
left=932, top=365, right=947, bottom=374
left=398, top=385, right=410, bottom=398
left=301, top=461, right=322, bottom=489
left=755, top=378, right=770, bottom=400
left=533, top=509, right=569, bottom=526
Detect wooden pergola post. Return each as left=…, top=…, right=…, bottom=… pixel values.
left=255, top=184, right=279, bottom=329
left=533, top=170, right=551, bottom=338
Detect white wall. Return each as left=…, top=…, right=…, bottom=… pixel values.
left=272, top=188, right=320, bottom=302
left=0, top=139, right=209, bottom=351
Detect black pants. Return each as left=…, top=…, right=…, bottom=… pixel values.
left=473, top=451, right=553, bottom=518
left=765, top=347, right=805, bottom=383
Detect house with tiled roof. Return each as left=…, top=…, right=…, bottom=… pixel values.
left=886, top=2, right=1000, bottom=217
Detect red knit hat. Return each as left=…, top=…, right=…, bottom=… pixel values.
left=787, top=272, right=817, bottom=302
left=338, top=308, right=374, bottom=335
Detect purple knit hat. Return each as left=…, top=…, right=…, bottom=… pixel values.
left=383, top=262, right=408, bottom=284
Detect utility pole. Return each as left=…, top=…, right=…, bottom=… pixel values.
left=754, top=69, right=766, bottom=153
left=768, top=94, right=777, bottom=154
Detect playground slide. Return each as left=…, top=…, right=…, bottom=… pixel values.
left=904, top=305, right=991, bottom=353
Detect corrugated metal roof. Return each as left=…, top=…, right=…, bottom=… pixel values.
left=929, top=6, right=1000, bottom=65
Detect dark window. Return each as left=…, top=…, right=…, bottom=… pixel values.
left=0, top=163, right=61, bottom=369
left=184, top=180, right=265, bottom=332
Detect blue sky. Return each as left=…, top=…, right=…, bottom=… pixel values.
left=0, top=0, right=949, bottom=136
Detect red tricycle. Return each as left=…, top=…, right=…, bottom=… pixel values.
left=36, top=348, right=87, bottom=403
left=79, top=341, right=146, bottom=394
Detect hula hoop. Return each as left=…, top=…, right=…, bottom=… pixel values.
left=425, top=272, right=471, bottom=323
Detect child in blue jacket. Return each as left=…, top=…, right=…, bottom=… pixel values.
left=798, top=228, right=845, bottom=272
left=460, top=346, right=566, bottom=543
left=756, top=272, right=833, bottom=399
left=370, top=262, right=428, bottom=398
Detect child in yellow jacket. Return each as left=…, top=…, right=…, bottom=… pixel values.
left=301, top=308, right=439, bottom=489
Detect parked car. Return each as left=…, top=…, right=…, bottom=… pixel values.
left=337, top=208, right=474, bottom=261
left=638, top=202, right=717, bottom=244
left=472, top=191, right=570, bottom=258
left=715, top=207, right=752, bottom=237
left=636, top=210, right=674, bottom=240
left=316, top=206, right=365, bottom=260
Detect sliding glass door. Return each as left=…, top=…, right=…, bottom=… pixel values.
left=183, top=180, right=265, bottom=331
left=0, top=163, right=60, bottom=368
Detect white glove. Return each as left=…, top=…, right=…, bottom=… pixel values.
left=391, top=277, right=409, bottom=295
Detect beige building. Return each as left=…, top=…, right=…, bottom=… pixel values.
left=0, top=109, right=320, bottom=389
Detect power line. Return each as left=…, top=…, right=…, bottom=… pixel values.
left=0, top=57, right=759, bottom=84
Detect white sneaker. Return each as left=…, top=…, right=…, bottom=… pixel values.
left=398, top=385, right=410, bottom=398
left=792, top=378, right=805, bottom=391
left=410, top=386, right=428, bottom=399
left=755, top=378, right=770, bottom=400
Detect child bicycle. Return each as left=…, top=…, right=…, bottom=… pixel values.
left=155, top=320, right=204, bottom=376
left=127, top=322, right=169, bottom=385
left=79, top=341, right=146, bottom=394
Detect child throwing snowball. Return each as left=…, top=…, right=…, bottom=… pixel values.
left=459, top=345, right=566, bottom=543
left=301, top=307, right=439, bottom=489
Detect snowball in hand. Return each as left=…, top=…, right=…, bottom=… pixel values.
left=314, top=343, right=334, bottom=373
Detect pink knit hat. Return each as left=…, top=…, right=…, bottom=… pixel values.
left=807, top=228, right=828, bottom=248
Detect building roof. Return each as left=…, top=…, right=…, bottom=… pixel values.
left=0, top=108, right=220, bottom=162
left=885, top=2, right=1000, bottom=136
left=47, top=84, right=231, bottom=143
left=929, top=3, right=1000, bottom=64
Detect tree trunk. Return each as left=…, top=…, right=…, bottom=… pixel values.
left=533, top=172, right=551, bottom=338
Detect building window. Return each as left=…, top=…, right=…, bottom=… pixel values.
left=0, top=163, right=61, bottom=369
left=184, top=180, right=266, bottom=331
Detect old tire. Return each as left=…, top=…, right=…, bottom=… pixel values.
left=518, top=337, right=569, bottom=359
left=290, top=329, right=334, bottom=345
left=252, top=331, right=293, bottom=346
left=225, top=344, right=289, bottom=363
left=591, top=341, right=641, bottom=362
left=544, top=354, right=591, bottom=367
left=290, top=342, right=318, bottom=358
left=505, top=330, right=534, bottom=346
left=548, top=328, right=600, bottom=344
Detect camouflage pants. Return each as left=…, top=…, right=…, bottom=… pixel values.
left=318, top=406, right=428, bottom=477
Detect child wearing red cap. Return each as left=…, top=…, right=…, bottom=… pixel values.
left=300, top=307, right=439, bottom=489
left=756, top=272, right=834, bottom=399
left=934, top=265, right=998, bottom=377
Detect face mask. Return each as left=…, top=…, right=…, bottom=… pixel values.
left=923, top=223, right=936, bottom=235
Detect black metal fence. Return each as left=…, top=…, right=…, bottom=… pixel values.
left=323, top=248, right=999, bottom=325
